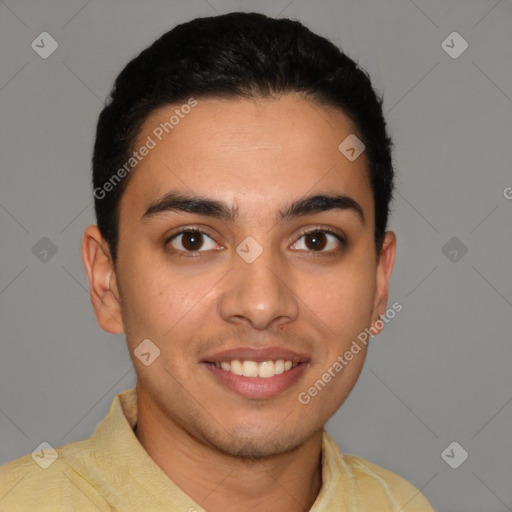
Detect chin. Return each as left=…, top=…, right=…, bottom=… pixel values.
left=213, top=436, right=303, bottom=460
left=201, top=422, right=315, bottom=461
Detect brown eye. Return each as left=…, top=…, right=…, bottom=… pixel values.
left=181, top=231, right=204, bottom=251
left=292, top=229, right=345, bottom=253
left=167, top=229, right=217, bottom=253
left=304, top=232, right=328, bottom=251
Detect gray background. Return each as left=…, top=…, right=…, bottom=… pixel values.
left=1, top=0, right=511, bottom=510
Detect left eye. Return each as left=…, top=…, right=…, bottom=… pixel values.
left=291, top=230, right=344, bottom=252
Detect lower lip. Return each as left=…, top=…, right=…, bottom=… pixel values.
left=202, top=362, right=308, bottom=399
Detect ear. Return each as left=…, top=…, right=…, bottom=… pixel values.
left=370, top=231, right=397, bottom=335
left=81, top=225, right=124, bottom=335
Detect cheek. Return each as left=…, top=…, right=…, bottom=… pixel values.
left=117, top=250, right=217, bottom=343
left=299, top=258, right=376, bottom=340
left=115, top=248, right=173, bottom=341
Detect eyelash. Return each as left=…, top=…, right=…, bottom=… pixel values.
left=164, top=226, right=346, bottom=258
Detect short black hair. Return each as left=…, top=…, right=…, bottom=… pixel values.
left=92, top=12, right=394, bottom=263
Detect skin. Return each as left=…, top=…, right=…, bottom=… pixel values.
left=82, top=94, right=396, bottom=512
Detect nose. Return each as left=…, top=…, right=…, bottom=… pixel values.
left=219, top=244, right=299, bottom=330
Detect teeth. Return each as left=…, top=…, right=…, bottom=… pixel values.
left=242, top=360, right=259, bottom=377
left=214, top=359, right=298, bottom=378
left=258, top=361, right=275, bottom=378
left=230, top=359, right=243, bottom=375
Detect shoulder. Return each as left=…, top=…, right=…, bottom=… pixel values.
left=341, top=454, right=436, bottom=511
left=321, top=432, right=435, bottom=510
left=0, top=447, right=110, bottom=512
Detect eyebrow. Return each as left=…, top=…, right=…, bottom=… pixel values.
left=142, top=191, right=365, bottom=225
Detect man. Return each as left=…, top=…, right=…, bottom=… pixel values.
left=0, top=12, right=435, bottom=511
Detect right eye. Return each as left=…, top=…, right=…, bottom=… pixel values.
left=166, top=229, right=220, bottom=256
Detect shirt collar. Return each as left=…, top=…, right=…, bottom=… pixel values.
left=63, top=387, right=342, bottom=510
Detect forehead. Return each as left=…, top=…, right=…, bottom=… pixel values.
left=122, top=95, right=373, bottom=220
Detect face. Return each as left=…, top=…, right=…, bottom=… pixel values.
left=83, top=94, right=395, bottom=459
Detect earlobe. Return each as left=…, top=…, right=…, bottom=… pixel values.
left=370, top=231, right=397, bottom=335
left=81, top=225, right=124, bottom=335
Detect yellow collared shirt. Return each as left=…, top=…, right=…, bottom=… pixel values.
left=0, top=388, right=435, bottom=511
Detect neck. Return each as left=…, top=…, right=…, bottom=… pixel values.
left=135, top=391, right=323, bottom=512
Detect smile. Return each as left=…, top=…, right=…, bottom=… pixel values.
left=203, top=360, right=308, bottom=399
left=208, top=359, right=298, bottom=378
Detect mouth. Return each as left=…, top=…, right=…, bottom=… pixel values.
left=201, top=347, right=310, bottom=399
left=205, top=359, right=300, bottom=378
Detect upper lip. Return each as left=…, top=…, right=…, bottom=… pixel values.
left=202, top=347, right=310, bottom=364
